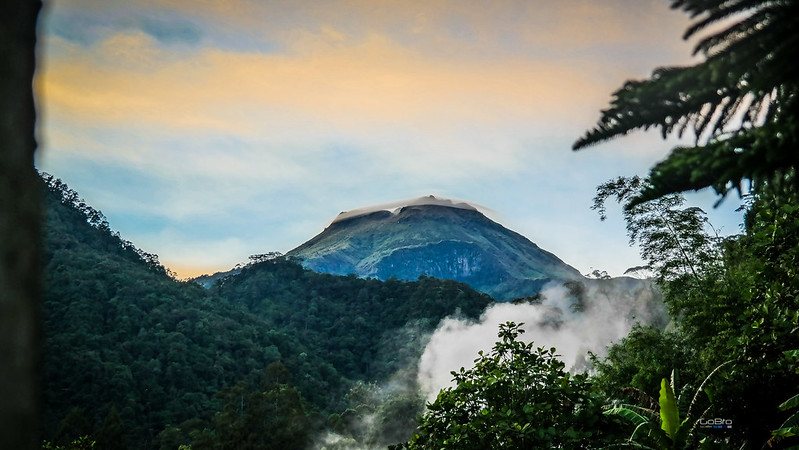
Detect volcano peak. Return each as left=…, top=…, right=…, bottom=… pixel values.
left=289, top=197, right=581, bottom=300
left=331, top=195, right=487, bottom=224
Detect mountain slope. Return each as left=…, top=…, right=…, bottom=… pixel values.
left=40, top=176, right=494, bottom=448
left=40, top=174, right=336, bottom=446
left=288, top=196, right=582, bottom=300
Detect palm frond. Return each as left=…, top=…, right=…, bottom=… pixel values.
left=692, top=5, right=777, bottom=56
left=682, top=0, right=773, bottom=43
left=575, top=0, right=799, bottom=204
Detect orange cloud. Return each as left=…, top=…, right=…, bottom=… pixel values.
left=38, top=0, right=697, bottom=181
left=39, top=28, right=607, bottom=136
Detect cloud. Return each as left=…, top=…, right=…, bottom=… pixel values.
left=138, top=15, right=203, bottom=44
left=36, top=0, right=740, bottom=281
left=40, top=0, right=694, bottom=129
left=38, top=0, right=695, bottom=179
left=38, top=28, right=614, bottom=192
left=38, top=24, right=621, bottom=217
left=416, top=279, right=666, bottom=399
left=40, top=0, right=696, bottom=136
left=46, top=7, right=203, bottom=47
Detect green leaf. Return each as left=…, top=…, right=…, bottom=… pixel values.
left=631, top=421, right=669, bottom=448
left=772, top=426, right=799, bottom=438
left=604, top=406, right=648, bottom=426
left=780, top=394, right=799, bottom=411
left=659, top=378, right=679, bottom=440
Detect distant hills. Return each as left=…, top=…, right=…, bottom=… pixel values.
left=288, top=195, right=583, bottom=301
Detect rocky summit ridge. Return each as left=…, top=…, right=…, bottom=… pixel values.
left=288, top=195, right=583, bottom=301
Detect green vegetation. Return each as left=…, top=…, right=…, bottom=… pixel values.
left=573, top=0, right=799, bottom=206
left=576, top=0, right=799, bottom=448
left=39, top=173, right=492, bottom=449
left=400, top=1, right=799, bottom=448
left=772, top=351, right=799, bottom=447
left=42, top=1, right=799, bottom=448
left=604, top=363, right=730, bottom=449
left=404, top=323, right=615, bottom=449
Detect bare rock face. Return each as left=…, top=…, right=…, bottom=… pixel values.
left=288, top=196, right=582, bottom=301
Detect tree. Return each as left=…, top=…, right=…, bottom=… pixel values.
left=590, top=176, right=745, bottom=366
left=770, top=350, right=799, bottom=448
left=0, top=1, right=42, bottom=449
left=404, top=322, right=612, bottom=449
left=574, top=0, right=799, bottom=206
left=590, top=174, right=799, bottom=446
left=592, top=176, right=721, bottom=284
left=576, top=5, right=799, bottom=445
left=95, top=405, right=127, bottom=450
left=589, top=324, right=695, bottom=401
left=200, top=372, right=313, bottom=450
left=54, top=407, right=93, bottom=448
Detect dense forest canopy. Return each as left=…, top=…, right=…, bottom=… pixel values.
left=39, top=172, right=494, bottom=449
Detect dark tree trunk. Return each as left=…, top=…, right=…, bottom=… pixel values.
left=0, top=1, right=42, bottom=449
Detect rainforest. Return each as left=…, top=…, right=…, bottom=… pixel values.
left=2, top=0, right=799, bottom=449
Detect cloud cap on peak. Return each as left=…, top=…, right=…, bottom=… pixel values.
left=331, top=195, right=490, bottom=224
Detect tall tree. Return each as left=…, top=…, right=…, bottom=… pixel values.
left=404, top=323, right=613, bottom=449
left=574, top=0, right=799, bottom=206
left=577, top=2, right=799, bottom=446
left=0, top=1, right=42, bottom=449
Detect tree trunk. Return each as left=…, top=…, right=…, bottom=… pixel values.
left=0, top=1, right=42, bottom=449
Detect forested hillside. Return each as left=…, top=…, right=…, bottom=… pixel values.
left=39, top=173, right=493, bottom=449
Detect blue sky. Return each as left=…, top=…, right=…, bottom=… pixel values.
left=35, top=0, right=746, bottom=278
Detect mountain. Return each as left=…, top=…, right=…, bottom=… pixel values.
left=288, top=195, right=583, bottom=301
left=39, top=175, right=493, bottom=449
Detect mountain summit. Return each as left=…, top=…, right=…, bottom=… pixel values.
left=288, top=195, right=582, bottom=300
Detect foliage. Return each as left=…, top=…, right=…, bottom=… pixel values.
left=41, top=172, right=172, bottom=277
left=404, top=322, right=611, bottom=449
left=590, top=175, right=799, bottom=446
left=212, top=259, right=492, bottom=384
left=606, top=363, right=730, bottom=449
left=581, top=10, right=799, bottom=431
left=590, top=324, right=695, bottom=401
left=323, top=379, right=426, bottom=449
left=39, top=173, right=493, bottom=449
left=42, top=436, right=95, bottom=450
left=769, top=352, right=799, bottom=448
left=41, top=176, right=296, bottom=448
left=772, top=392, right=799, bottom=440
left=191, top=370, right=313, bottom=450
left=574, top=1, right=799, bottom=205
left=591, top=176, right=741, bottom=366
left=592, top=176, right=722, bottom=283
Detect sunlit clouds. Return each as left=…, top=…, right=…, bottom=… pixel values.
left=35, top=0, right=744, bottom=278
